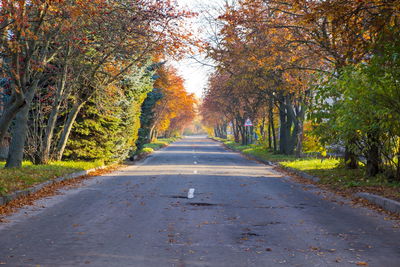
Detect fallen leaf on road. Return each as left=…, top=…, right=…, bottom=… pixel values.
left=356, top=262, right=368, bottom=266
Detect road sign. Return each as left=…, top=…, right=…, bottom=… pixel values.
left=244, top=118, right=253, bottom=127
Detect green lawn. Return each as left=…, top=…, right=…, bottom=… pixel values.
left=0, top=160, right=103, bottom=195
left=140, top=137, right=179, bottom=154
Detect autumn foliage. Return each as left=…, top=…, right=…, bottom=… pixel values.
left=201, top=0, right=400, bottom=179
left=149, top=65, right=196, bottom=140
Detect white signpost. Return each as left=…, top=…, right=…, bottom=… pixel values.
left=244, top=118, right=253, bottom=144
left=244, top=118, right=253, bottom=127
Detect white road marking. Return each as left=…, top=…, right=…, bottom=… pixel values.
left=188, top=188, right=195, bottom=199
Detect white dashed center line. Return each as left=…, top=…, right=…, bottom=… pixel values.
left=188, top=188, right=195, bottom=199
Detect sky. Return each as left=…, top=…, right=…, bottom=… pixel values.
left=172, top=0, right=222, bottom=98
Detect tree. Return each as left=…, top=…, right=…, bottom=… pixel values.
left=148, top=65, right=196, bottom=140
left=1, top=0, right=197, bottom=167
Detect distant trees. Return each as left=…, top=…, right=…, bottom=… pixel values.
left=201, top=0, right=400, bottom=180
left=136, top=64, right=196, bottom=150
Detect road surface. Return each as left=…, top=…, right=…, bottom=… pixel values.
left=1, top=136, right=399, bottom=266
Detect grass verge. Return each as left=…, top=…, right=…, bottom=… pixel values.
left=138, top=137, right=179, bottom=154
left=0, top=160, right=104, bottom=196
left=215, top=137, right=400, bottom=201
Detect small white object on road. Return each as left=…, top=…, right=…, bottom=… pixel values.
left=188, top=188, right=195, bottom=199
left=194, top=161, right=198, bottom=164
left=193, top=170, right=198, bottom=174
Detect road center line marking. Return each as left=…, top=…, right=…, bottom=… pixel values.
left=188, top=188, right=195, bottom=199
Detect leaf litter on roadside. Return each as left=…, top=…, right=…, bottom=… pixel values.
left=0, top=165, right=122, bottom=219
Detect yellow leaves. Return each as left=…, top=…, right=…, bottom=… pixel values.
left=103, top=63, right=120, bottom=77
left=153, top=65, right=196, bottom=135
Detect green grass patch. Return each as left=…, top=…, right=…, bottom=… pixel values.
left=137, top=137, right=179, bottom=155
left=216, top=138, right=296, bottom=162
left=280, top=158, right=400, bottom=189
left=0, top=160, right=103, bottom=195
left=280, top=158, right=340, bottom=171
left=142, top=137, right=179, bottom=151
left=140, top=147, right=154, bottom=154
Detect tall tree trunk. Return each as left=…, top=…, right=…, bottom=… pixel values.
left=268, top=119, right=272, bottom=149
left=271, top=111, right=277, bottom=152
left=366, top=129, right=381, bottom=176
left=55, top=101, right=85, bottom=161
left=396, top=145, right=400, bottom=181
left=286, top=113, right=295, bottom=154
left=5, top=90, right=36, bottom=168
left=295, top=122, right=304, bottom=158
left=285, top=99, right=297, bottom=155
left=238, top=122, right=246, bottom=145
left=232, top=120, right=239, bottom=143
left=260, top=116, right=265, bottom=142
left=344, top=146, right=358, bottom=169
left=41, top=49, right=70, bottom=164
left=279, top=100, right=288, bottom=154
left=0, top=92, right=26, bottom=144
left=220, top=123, right=227, bottom=139
left=294, top=104, right=306, bottom=158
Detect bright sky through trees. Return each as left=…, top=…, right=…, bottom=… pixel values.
left=174, top=0, right=223, bottom=98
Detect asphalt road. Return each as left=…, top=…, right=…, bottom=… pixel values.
left=1, top=136, right=399, bottom=266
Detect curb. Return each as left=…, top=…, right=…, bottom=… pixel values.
left=355, top=192, right=400, bottom=215
left=242, top=153, right=275, bottom=167
left=0, top=166, right=106, bottom=206
left=278, top=165, right=321, bottom=182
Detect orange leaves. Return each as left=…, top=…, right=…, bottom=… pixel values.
left=152, top=65, right=196, bottom=135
